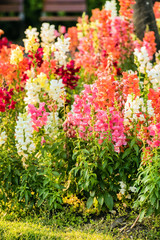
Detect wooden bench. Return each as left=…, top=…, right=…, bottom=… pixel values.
left=0, top=0, right=24, bottom=22
left=40, top=0, right=87, bottom=22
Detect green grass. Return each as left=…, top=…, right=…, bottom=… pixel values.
left=0, top=219, right=112, bottom=240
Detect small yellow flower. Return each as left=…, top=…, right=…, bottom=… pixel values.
left=10, top=46, right=23, bottom=65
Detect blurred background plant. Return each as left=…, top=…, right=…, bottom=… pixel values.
left=0, top=0, right=121, bottom=42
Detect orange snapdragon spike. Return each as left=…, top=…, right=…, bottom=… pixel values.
left=95, top=72, right=116, bottom=110
left=153, top=2, right=160, bottom=19
left=148, top=88, right=160, bottom=122
left=121, top=72, right=140, bottom=100
left=37, top=60, right=56, bottom=78
left=143, top=31, right=156, bottom=58
left=119, top=0, right=136, bottom=19
left=68, top=27, right=78, bottom=56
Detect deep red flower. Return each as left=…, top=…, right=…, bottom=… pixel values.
left=8, top=100, right=17, bottom=110
left=56, top=60, right=80, bottom=89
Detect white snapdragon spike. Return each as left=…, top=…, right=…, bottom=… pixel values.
left=23, top=27, right=40, bottom=53
left=48, top=79, right=64, bottom=109
left=134, top=46, right=152, bottom=73
left=15, top=113, right=36, bottom=158
left=104, top=0, right=117, bottom=20
left=24, top=77, right=41, bottom=105
left=124, top=94, right=154, bottom=126
left=25, top=27, right=39, bottom=39
left=44, top=112, right=59, bottom=138
left=146, top=63, right=160, bottom=90
left=53, top=37, right=70, bottom=66
left=40, top=22, right=56, bottom=47
left=0, top=131, right=7, bottom=146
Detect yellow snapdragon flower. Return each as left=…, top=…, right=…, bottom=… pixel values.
left=10, top=46, right=23, bottom=65
left=36, top=72, right=50, bottom=91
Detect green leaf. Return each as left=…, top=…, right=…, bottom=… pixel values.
left=53, top=171, right=60, bottom=177
left=130, top=138, right=136, bottom=148
left=49, top=196, right=55, bottom=206
left=37, top=198, right=44, bottom=207
left=53, top=183, right=61, bottom=189
left=139, top=209, right=146, bottom=222
left=86, top=197, right=94, bottom=209
left=122, top=148, right=131, bottom=159
left=100, top=150, right=106, bottom=158
left=90, top=191, right=95, bottom=197
left=108, top=166, right=113, bottom=174
left=43, top=191, right=49, bottom=200
left=98, top=195, right=104, bottom=206
left=25, top=191, right=28, bottom=204
left=104, top=192, right=113, bottom=210
left=134, top=144, right=139, bottom=156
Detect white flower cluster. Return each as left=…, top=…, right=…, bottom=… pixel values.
left=119, top=181, right=137, bottom=199
left=124, top=94, right=154, bottom=125
left=40, top=22, right=56, bottom=47
left=134, top=46, right=152, bottom=73
left=40, top=22, right=56, bottom=60
left=0, top=131, right=7, bottom=146
left=48, top=79, right=64, bottom=109
left=104, top=0, right=117, bottom=20
left=24, top=77, right=41, bottom=105
left=23, top=27, right=40, bottom=53
left=52, top=37, right=70, bottom=66
left=15, top=113, right=36, bottom=158
left=44, top=112, right=59, bottom=138
left=147, top=63, right=160, bottom=90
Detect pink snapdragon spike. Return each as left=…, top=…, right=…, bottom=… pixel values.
left=28, top=103, right=49, bottom=132
left=63, top=84, right=127, bottom=152
left=147, top=123, right=160, bottom=148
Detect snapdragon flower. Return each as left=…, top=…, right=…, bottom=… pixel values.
left=134, top=46, right=152, bottom=73
left=10, top=46, right=23, bottom=65
left=104, top=0, right=117, bottom=20
left=48, top=79, right=64, bottom=109
left=40, top=22, right=56, bottom=47
left=0, top=131, right=7, bottom=146
left=52, top=37, right=70, bottom=66
left=15, top=112, right=35, bottom=158
left=24, top=77, right=41, bottom=105
left=23, top=27, right=40, bottom=54
left=44, top=112, right=59, bottom=138
left=124, top=94, right=154, bottom=125
left=147, top=63, right=160, bottom=90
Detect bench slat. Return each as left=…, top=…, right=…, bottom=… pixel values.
left=40, top=15, right=79, bottom=21
left=0, top=16, right=22, bottom=21
left=44, top=0, right=85, bottom=2
left=44, top=3, right=86, bottom=12
left=0, top=5, right=23, bottom=12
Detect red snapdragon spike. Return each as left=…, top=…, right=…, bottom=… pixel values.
left=4, top=92, right=11, bottom=104
left=28, top=48, right=44, bottom=68
left=0, top=100, right=5, bottom=112
left=8, top=100, right=17, bottom=110
left=8, top=88, right=14, bottom=96
left=0, top=88, right=4, bottom=98
left=21, top=73, right=29, bottom=83
left=56, top=60, right=80, bottom=89
left=0, top=37, right=11, bottom=51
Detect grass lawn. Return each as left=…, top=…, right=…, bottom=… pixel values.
left=0, top=208, right=160, bottom=240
